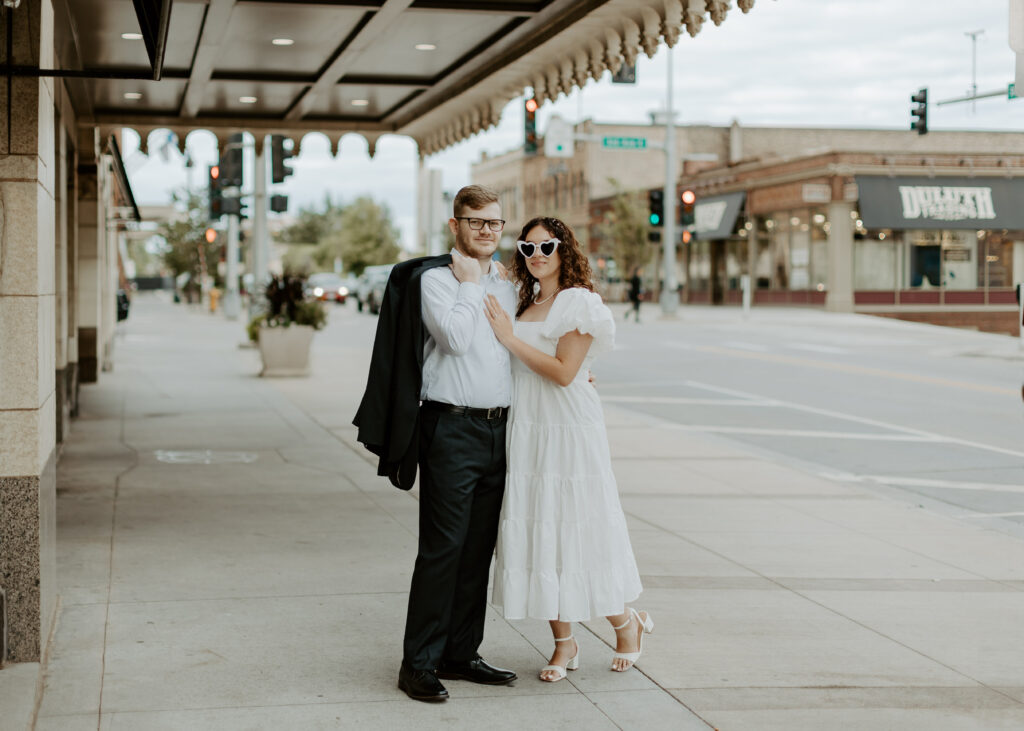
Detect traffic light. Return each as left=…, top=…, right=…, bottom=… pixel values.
left=270, top=135, right=294, bottom=184
left=270, top=194, right=288, bottom=213
left=680, top=189, right=696, bottom=228
left=220, top=132, right=244, bottom=187
left=648, top=189, right=664, bottom=227
left=208, top=165, right=223, bottom=220
left=524, top=97, right=538, bottom=156
left=910, top=87, right=928, bottom=135
left=222, top=195, right=247, bottom=218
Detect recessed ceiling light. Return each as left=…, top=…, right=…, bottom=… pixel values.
left=239, top=96, right=258, bottom=104
left=272, top=38, right=294, bottom=46
left=123, top=92, right=142, bottom=100
left=351, top=99, right=369, bottom=106
left=121, top=32, right=143, bottom=40
left=414, top=43, right=437, bottom=51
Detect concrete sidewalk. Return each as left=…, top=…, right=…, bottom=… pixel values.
left=6, top=294, right=1024, bottom=730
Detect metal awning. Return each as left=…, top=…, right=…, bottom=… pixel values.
left=855, top=176, right=1024, bottom=231
left=694, top=191, right=745, bottom=239
left=27, top=0, right=764, bottom=155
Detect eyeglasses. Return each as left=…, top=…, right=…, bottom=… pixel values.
left=455, top=217, right=505, bottom=232
left=516, top=238, right=560, bottom=258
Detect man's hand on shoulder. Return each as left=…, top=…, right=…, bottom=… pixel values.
left=450, top=249, right=482, bottom=285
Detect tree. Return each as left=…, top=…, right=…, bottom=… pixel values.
left=600, top=180, right=653, bottom=278
left=316, top=196, right=400, bottom=275
left=157, top=190, right=221, bottom=295
left=274, top=193, right=345, bottom=247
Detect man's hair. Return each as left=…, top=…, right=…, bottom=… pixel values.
left=453, top=185, right=499, bottom=217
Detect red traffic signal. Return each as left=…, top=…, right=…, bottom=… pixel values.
left=680, top=189, right=696, bottom=228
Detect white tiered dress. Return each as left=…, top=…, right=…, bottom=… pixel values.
left=492, top=288, right=643, bottom=621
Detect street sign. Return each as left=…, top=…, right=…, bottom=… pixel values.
left=1010, top=82, right=1017, bottom=99
left=602, top=136, right=647, bottom=150
left=544, top=115, right=574, bottom=158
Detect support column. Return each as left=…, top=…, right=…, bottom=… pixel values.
left=55, top=117, right=69, bottom=442
left=76, top=127, right=103, bottom=383
left=826, top=201, right=855, bottom=312
left=0, top=0, right=58, bottom=664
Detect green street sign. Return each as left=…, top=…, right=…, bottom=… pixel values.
left=602, top=136, right=647, bottom=150
left=1010, top=82, right=1017, bottom=100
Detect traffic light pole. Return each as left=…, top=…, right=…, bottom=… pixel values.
left=225, top=207, right=241, bottom=319
left=660, top=44, right=679, bottom=316
left=252, top=138, right=268, bottom=312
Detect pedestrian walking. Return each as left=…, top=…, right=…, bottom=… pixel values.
left=354, top=185, right=518, bottom=703
left=482, top=216, right=652, bottom=683
left=626, top=267, right=643, bottom=322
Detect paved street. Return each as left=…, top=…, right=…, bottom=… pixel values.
left=600, top=303, right=1024, bottom=534
left=5, top=293, right=1024, bottom=730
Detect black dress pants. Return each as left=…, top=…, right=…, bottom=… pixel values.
left=402, top=407, right=506, bottom=671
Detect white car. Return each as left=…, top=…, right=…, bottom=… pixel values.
left=355, top=265, right=394, bottom=314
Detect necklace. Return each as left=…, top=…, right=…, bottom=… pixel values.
left=534, top=288, right=560, bottom=306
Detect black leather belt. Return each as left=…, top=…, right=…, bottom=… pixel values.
left=422, top=400, right=508, bottom=420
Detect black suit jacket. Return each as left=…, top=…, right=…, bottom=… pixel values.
left=353, top=254, right=451, bottom=489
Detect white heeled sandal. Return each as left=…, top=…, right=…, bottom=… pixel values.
left=539, top=635, right=579, bottom=682
left=610, top=608, right=654, bottom=671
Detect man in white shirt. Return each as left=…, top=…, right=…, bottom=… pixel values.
left=398, top=185, right=518, bottom=702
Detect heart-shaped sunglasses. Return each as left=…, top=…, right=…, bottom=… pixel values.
left=516, top=238, right=560, bottom=258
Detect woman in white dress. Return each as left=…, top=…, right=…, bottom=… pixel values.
left=482, top=216, right=652, bottom=682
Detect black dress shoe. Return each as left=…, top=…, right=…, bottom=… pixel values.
left=437, top=657, right=517, bottom=685
left=398, top=663, right=449, bottom=702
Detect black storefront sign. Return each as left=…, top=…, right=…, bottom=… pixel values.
left=856, top=176, right=1024, bottom=230
left=694, top=192, right=745, bottom=239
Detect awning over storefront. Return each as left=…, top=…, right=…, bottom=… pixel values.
left=856, top=176, right=1024, bottom=230
left=694, top=192, right=745, bottom=239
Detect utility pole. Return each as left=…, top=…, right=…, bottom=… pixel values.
left=965, top=29, right=984, bottom=114
left=660, top=44, right=678, bottom=316
left=225, top=210, right=240, bottom=319
left=252, top=137, right=268, bottom=313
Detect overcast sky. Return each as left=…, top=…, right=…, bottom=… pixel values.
left=124, top=0, right=1021, bottom=249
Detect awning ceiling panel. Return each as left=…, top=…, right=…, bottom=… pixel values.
left=42, top=0, right=764, bottom=155
left=343, top=10, right=522, bottom=78
left=88, top=78, right=188, bottom=113
left=213, top=5, right=368, bottom=76
left=305, top=84, right=424, bottom=118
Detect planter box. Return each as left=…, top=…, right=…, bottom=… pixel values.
left=258, top=324, right=314, bottom=377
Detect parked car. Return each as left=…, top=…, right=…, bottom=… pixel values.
left=305, top=272, right=349, bottom=303
left=355, top=264, right=394, bottom=314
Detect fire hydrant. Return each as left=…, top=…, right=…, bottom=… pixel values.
left=209, top=287, right=221, bottom=313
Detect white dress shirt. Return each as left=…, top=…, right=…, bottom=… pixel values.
left=420, top=253, right=516, bottom=408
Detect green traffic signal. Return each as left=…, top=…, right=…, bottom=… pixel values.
left=649, top=213, right=661, bottom=225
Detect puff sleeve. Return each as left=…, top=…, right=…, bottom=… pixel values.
left=539, top=287, right=615, bottom=356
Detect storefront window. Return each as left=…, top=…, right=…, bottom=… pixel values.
left=980, top=231, right=1020, bottom=289
left=854, top=229, right=898, bottom=290
left=810, top=208, right=828, bottom=291
left=688, top=239, right=710, bottom=291
left=754, top=218, right=772, bottom=289
left=941, top=230, right=976, bottom=290
left=768, top=214, right=790, bottom=288
left=788, top=209, right=810, bottom=290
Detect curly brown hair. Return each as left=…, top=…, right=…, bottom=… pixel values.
left=511, top=217, right=594, bottom=317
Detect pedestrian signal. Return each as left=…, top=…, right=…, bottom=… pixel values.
left=648, top=189, right=664, bottom=227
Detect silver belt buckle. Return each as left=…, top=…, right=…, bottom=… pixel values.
left=487, top=407, right=499, bottom=419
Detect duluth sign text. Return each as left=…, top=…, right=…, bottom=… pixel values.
left=898, top=185, right=996, bottom=222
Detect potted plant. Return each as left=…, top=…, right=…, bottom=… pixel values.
left=248, top=274, right=327, bottom=376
